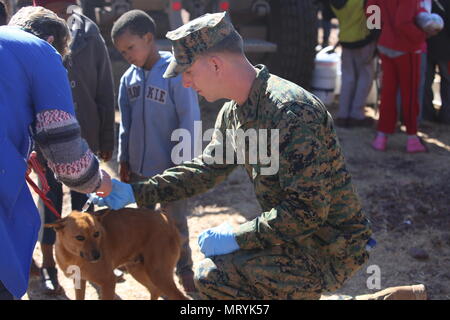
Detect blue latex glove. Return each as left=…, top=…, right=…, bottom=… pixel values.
left=198, top=222, right=240, bottom=257
left=91, top=179, right=136, bottom=210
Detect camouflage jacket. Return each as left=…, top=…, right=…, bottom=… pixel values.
left=132, top=65, right=372, bottom=258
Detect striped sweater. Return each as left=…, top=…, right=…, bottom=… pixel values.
left=33, top=109, right=102, bottom=194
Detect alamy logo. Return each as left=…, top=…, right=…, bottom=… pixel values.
left=366, top=265, right=381, bottom=290
left=66, top=265, right=82, bottom=289
left=171, top=121, right=280, bottom=176
left=366, top=5, right=381, bottom=30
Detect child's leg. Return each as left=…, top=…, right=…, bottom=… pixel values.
left=398, top=52, right=421, bottom=135
left=422, top=56, right=437, bottom=121
left=337, top=47, right=357, bottom=120
left=377, top=54, right=400, bottom=134
left=41, top=166, right=63, bottom=268
left=349, top=41, right=376, bottom=120
left=417, top=52, right=427, bottom=122
left=437, top=60, right=450, bottom=123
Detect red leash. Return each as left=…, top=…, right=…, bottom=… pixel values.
left=26, top=153, right=62, bottom=219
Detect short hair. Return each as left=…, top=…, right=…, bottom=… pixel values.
left=0, top=1, right=7, bottom=26
left=111, top=9, right=156, bottom=41
left=203, top=30, right=244, bottom=56
left=9, top=6, right=71, bottom=57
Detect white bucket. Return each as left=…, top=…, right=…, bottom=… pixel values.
left=312, top=46, right=340, bottom=106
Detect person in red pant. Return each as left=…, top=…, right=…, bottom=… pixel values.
left=368, top=0, right=427, bottom=153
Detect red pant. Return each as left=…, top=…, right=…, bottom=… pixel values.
left=378, top=52, right=421, bottom=135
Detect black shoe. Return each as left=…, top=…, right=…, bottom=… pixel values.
left=40, top=267, right=62, bottom=295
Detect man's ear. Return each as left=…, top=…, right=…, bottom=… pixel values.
left=143, top=32, right=154, bottom=44
left=46, top=35, right=55, bottom=45
left=208, top=55, right=223, bottom=75
left=44, top=217, right=66, bottom=231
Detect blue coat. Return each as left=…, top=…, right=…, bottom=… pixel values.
left=0, top=26, right=75, bottom=298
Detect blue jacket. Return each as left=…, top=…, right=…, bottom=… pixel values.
left=118, top=51, right=200, bottom=177
left=0, top=27, right=75, bottom=298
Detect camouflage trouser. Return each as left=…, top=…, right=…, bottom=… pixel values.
left=130, top=172, right=193, bottom=276
left=195, top=246, right=330, bottom=300
left=194, top=243, right=370, bottom=300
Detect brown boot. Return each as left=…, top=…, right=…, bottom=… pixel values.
left=355, top=284, right=427, bottom=300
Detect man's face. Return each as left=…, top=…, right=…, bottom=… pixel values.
left=182, top=56, right=220, bottom=102
left=114, top=30, right=153, bottom=68
left=43, top=1, right=73, bottom=20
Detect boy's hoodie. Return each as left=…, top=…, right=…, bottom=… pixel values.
left=118, top=51, right=200, bottom=177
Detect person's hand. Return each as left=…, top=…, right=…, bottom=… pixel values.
left=119, top=161, right=131, bottom=183
left=424, top=25, right=441, bottom=37
left=96, top=170, right=112, bottom=196
left=91, top=179, right=136, bottom=210
left=198, top=222, right=240, bottom=257
left=99, top=151, right=113, bottom=162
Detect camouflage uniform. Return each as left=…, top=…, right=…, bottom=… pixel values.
left=131, top=12, right=372, bottom=300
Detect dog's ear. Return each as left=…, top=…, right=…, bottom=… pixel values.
left=92, top=209, right=111, bottom=223
left=44, top=218, right=67, bottom=231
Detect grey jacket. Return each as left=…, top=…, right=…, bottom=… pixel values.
left=64, top=13, right=115, bottom=153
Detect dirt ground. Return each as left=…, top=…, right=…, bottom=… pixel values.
left=24, top=21, right=450, bottom=300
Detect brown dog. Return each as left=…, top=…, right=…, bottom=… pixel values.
left=45, top=208, right=188, bottom=300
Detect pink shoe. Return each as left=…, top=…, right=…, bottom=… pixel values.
left=372, top=135, right=387, bottom=151
left=407, top=137, right=427, bottom=153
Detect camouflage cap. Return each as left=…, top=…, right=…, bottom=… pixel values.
left=163, top=11, right=235, bottom=78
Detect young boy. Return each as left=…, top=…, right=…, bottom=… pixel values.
left=111, top=10, right=200, bottom=295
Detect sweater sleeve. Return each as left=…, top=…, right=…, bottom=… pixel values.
left=28, top=39, right=102, bottom=194
left=33, top=109, right=102, bottom=194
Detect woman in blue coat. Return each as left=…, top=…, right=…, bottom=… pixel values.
left=0, top=25, right=112, bottom=299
